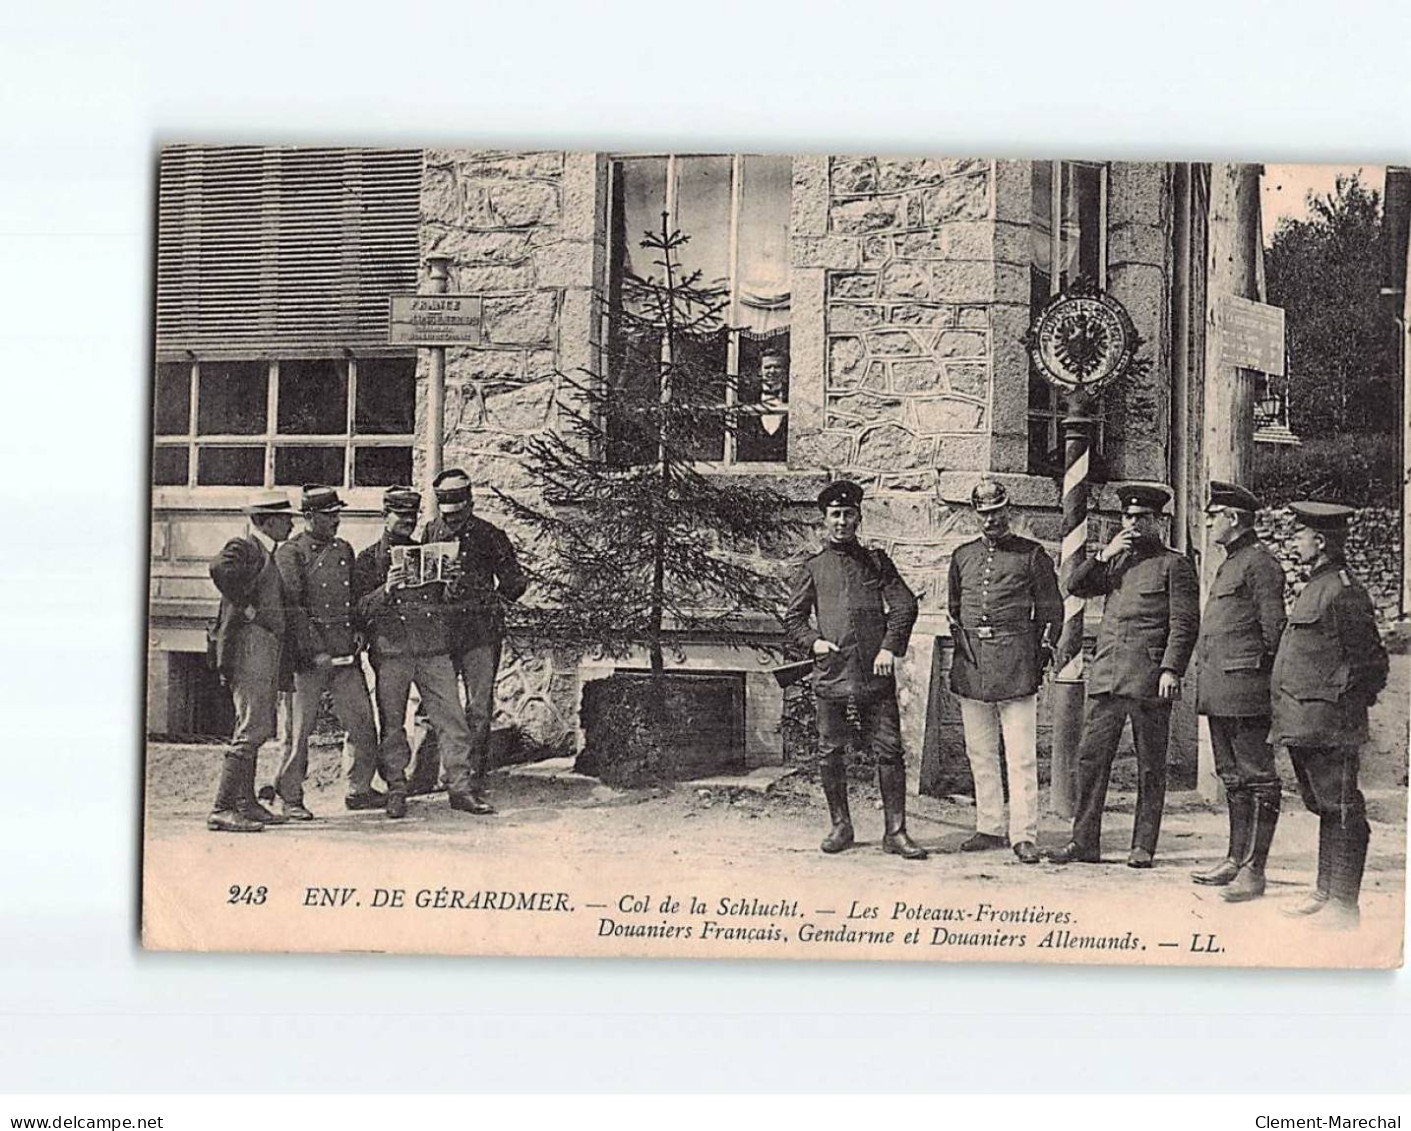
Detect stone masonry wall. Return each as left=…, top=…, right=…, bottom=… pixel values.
left=791, top=159, right=995, bottom=469
left=789, top=158, right=1174, bottom=621
left=1103, top=163, right=1173, bottom=483
left=414, top=149, right=604, bottom=749
left=789, top=156, right=1004, bottom=624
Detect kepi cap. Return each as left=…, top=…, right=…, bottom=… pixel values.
left=300, top=485, right=347, bottom=513
left=1117, top=483, right=1171, bottom=515
left=1207, top=480, right=1262, bottom=512
left=433, top=468, right=473, bottom=511
left=817, top=480, right=863, bottom=511
left=1288, top=500, right=1355, bottom=533
left=382, top=485, right=422, bottom=516
left=971, top=480, right=1009, bottom=513
left=243, top=491, right=293, bottom=517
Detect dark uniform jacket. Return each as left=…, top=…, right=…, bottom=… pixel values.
left=947, top=533, right=1063, bottom=702
left=422, top=514, right=527, bottom=651
left=351, top=534, right=454, bottom=662
left=1269, top=559, right=1388, bottom=749
left=1067, top=538, right=1200, bottom=701
left=209, top=534, right=287, bottom=678
left=1194, top=529, right=1287, bottom=718
left=275, top=531, right=359, bottom=669
left=782, top=540, right=919, bottom=702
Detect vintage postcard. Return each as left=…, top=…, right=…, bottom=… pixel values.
left=391, top=541, right=459, bottom=588
left=142, top=149, right=1409, bottom=967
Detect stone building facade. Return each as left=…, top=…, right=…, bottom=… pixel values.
left=147, top=147, right=1201, bottom=791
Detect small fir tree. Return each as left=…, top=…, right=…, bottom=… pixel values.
left=495, top=213, right=804, bottom=677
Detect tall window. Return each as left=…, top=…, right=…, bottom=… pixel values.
left=606, top=154, right=792, bottom=466
left=152, top=355, right=416, bottom=488
left=1028, top=161, right=1108, bottom=474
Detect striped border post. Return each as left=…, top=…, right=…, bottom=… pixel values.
left=1048, top=404, right=1093, bottom=818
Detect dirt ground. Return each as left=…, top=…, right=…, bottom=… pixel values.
left=145, top=740, right=1407, bottom=909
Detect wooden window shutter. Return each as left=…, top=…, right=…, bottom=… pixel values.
left=155, top=146, right=422, bottom=353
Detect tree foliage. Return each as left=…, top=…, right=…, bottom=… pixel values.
left=1264, top=174, right=1398, bottom=436
left=494, top=214, right=805, bottom=674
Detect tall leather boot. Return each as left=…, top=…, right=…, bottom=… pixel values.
left=818, top=757, right=854, bottom=854
left=1284, top=817, right=1336, bottom=917
left=1320, top=819, right=1370, bottom=931
left=1223, top=790, right=1280, bottom=902
left=878, top=763, right=927, bottom=860
left=208, top=755, right=263, bottom=833
left=1193, top=790, right=1251, bottom=885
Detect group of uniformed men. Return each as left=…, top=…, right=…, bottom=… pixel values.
left=206, top=464, right=1389, bottom=928
left=784, top=477, right=1389, bottom=930
left=206, top=471, right=526, bottom=831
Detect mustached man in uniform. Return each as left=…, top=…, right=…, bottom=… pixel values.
left=351, top=486, right=482, bottom=820
left=416, top=468, right=528, bottom=815
left=1190, top=481, right=1288, bottom=901
left=783, top=480, right=926, bottom=860
left=1048, top=484, right=1200, bottom=868
left=1271, top=502, right=1388, bottom=930
left=272, top=485, right=383, bottom=818
left=207, top=493, right=295, bottom=832
left=947, top=480, right=1063, bottom=864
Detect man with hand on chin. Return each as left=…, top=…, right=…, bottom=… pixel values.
left=783, top=480, right=926, bottom=860
left=1048, top=484, right=1199, bottom=868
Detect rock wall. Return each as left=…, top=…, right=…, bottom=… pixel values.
left=788, top=158, right=1173, bottom=621
left=415, top=148, right=602, bottom=496
left=797, top=156, right=997, bottom=477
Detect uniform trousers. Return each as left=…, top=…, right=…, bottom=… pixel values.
left=1288, top=743, right=1370, bottom=904
left=1207, top=714, right=1278, bottom=799
left=453, top=639, right=502, bottom=785
left=817, top=695, right=904, bottom=768
left=226, top=625, right=282, bottom=765
left=374, top=654, right=473, bottom=797
left=277, top=664, right=380, bottom=804
left=1288, top=744, right=1367, bottom=828
left=1072, top=694, right=1172, bottom=854
left=958, top=694, right=1038, bottom=844
left=276, top=690, right=294, bottom=761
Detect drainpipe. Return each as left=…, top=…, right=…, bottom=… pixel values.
left=1402, top=208, right=1411, bottom=623
left=1172, top=164, right=1192, bottom=553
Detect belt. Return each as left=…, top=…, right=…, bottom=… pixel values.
left=970, top=625, right=1028, bottom=640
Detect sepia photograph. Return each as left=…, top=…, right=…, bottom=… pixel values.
left=140, top=148, right=1410, bottom=969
